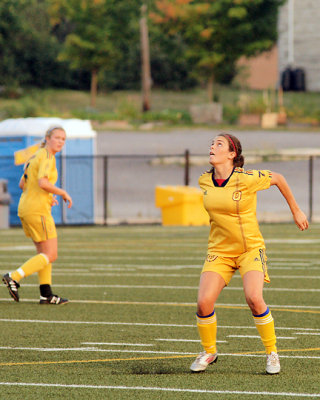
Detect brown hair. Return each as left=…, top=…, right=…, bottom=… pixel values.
left=218, top=133, right=244, bottom=167
left=40, top=126, right=66, bottom=148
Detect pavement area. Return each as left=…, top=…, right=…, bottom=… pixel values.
left=96, top=128, right=320, bottom=155
left=95, top=129, right=320, bottom=224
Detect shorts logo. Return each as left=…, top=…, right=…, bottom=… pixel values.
left=232, top=191, right=242, bottom=201
left=206, top=254, right=218, bottom=263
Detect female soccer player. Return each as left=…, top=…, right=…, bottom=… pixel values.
left=3, top=126, right=72, bottom=305
left=190, top=133, right=308, bottom=374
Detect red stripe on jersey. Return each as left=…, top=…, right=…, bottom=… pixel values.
left=215, top=179, right=226, bottom=186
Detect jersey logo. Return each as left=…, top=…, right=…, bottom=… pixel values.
left=203, top=190, right=208, bottom=195
left=232, top=191, right=242, bottom=201
left=206, top=254, right=218, bottom=263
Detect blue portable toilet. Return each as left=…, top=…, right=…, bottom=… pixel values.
left=0, top=117, right=96, bottom=226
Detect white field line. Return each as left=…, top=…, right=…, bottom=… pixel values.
left=15, top=283, right=320, bottom=292
left=227, top=335, right=296, bottom=340
left=2, top=253, right=319, bottom=266
left=2, top=246, right=320, bottom=256
left=155, top=339, right=227, bottom=343
left=0, top=383, right=319, bottom=397
left=0, top=298, right=319, bottom=310
left=2, top=253, right=319, bottom=263
left=3, top=270, right=317, bottom=279
left=0, top=346, right=192, bottom=355
left=295, top=332, right=320, bottom=336
left=0, top=318, right=319, bottom=332
left=266, top=239, right=320, bottom=244
left=0, top=347, right=319, bottom=362
left=1, top=263, right=320, bottom=272
left=50, top=272, right=320, bottom=279
left=0, top=346, right=319, bottom=359
left=81, top=342, right=153, bottom=347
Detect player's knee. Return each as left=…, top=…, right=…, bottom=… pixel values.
left=46, top=251, right=57, bottom=263
left=245, top=293, right=264, bottom=312
left=197, top=296, right=214, bottom=316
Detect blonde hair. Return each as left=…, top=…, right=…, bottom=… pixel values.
left=40, top=126, right=66, bottom=148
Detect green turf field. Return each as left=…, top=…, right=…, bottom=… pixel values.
left=0, top=223, right=319, bottom=399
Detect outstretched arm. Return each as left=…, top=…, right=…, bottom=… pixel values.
left=270, top=172, right=308, bottom=231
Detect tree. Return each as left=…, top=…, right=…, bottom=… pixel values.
left=0, top=0, right=83, bottom=90
left=151, top=0, right=284, bottom=100
left=49, top=0, right=140, bottom=107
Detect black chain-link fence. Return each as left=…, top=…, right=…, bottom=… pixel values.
left=1, top=153, right=319, bottom=225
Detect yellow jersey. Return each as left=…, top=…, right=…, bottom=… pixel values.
left=18, top=148, right=58, bottom=217
left=199, top=167, right=272, bottom=257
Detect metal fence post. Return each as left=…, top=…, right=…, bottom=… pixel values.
left=309, top=156, right=313, bottom=223
left=103, top=155, right=108, bottom=226
left=184, top=149, right=190, bottom=186
left=60, top=155, right=64, bottom=224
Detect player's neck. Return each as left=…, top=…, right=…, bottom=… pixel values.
left=213, top=164, right=234, bottom=179
left=45, top=145, right=56, bottom=156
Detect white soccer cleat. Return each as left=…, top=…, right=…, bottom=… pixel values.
left=190, top=351, right=218, bottom=372
left=266, top=352, right=280, bottom=374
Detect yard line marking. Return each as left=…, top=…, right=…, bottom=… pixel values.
left=0, top=246, right=34, bottom=250
left=0, top=348, right=319, bottom=368
left=16, top=283, right=320, bottom=292
left=46, top=271, right=320, bottom=279
left=1, top=298, right=319, bottom=313
left=155, top=338, right=227, bottom=343
left=81, top=342, right=153, bottom=347
left=0, top=318, right=319, bottom=331
left=295, top=332, right=320, bottom=336
left=227, top=335, right=296, bottom=340
left=5, top=262, right=319, bottom=271
left=0, top=346, right=193, bottom=355
left=0, top=382, right=319, bottom=397
left=266, top=239, right=320, bottom=244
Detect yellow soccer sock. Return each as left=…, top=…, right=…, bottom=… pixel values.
left=253, top=307, right=277, bottom=354
left=38, top=263, right=52, bottom=285
left=196, top=310, right=217, bottom=354
left=11, top=253, right=49, bottom=282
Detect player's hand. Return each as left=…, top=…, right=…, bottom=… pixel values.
left=62, top=191, right=73, bottom=209
left=293, top=209, right=309, bottom=231
left=51, top=195, right=59, bottom=207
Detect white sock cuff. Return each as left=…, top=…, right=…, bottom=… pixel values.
left=17, top=268, right=25, bottom=278
left=39, top=253, right=49, bottom=264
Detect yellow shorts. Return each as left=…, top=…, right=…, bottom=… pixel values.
left=19, top=214, right=57, bottom=243
left=202, top=248, right=270, bottom=285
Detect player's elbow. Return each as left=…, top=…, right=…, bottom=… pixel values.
left=270, top=172, right=284, bottom=186
left=38, top=178, right=48, bottom=190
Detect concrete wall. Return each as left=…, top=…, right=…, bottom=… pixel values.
left=237, top=47, right=278, bottom=90
left=278, top=0, right=320, bottom=91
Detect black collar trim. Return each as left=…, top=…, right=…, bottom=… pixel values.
left=211, top=168, right=235, bottom=187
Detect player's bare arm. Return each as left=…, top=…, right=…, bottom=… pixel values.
left=38, top=177, right=73, bottom=208
left=270, top=171, right=308, bottom=231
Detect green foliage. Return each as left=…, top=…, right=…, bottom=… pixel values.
left=2, top=98, right=44, bottom=118
left=237, top=93, right=267, bottom=114
left=223, top=104, right=241, bottom=124
left=0, top=0, right=285, bottom=93
left=152, top=0, right=285, bottom=86
left=71, top=109, right=117, bottom=122
left=50, top=0, right=140, bottom=75
left=142, top=109, right=192, bottom=124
